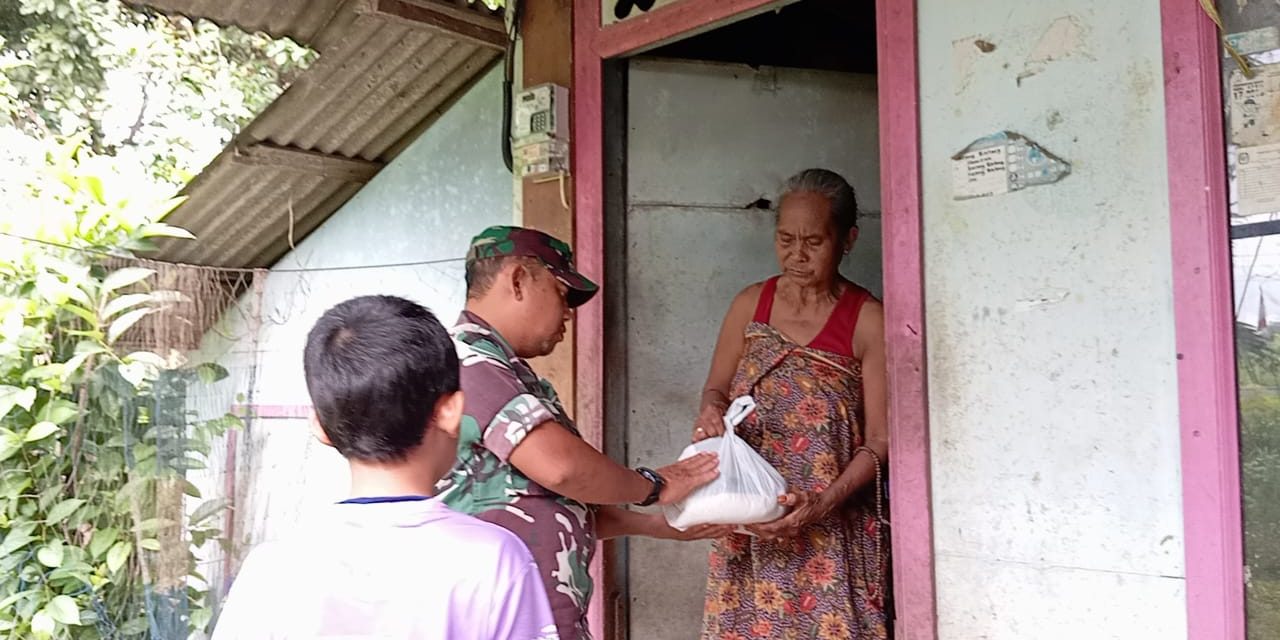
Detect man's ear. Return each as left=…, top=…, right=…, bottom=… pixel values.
left=508, top=262, right=530, bottom=302
left=429, top=391, right=464, bottom=439
left=309, top=411, right=334, bottom=448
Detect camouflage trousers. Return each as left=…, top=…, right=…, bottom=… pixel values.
left=477, top=496, right=597, bottom=640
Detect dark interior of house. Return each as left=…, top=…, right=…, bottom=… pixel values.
left=649, top=0, right=877, bottom=74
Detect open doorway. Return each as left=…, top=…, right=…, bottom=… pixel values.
left=601, top=2, right=886, bottom=637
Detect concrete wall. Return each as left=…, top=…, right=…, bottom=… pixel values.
left=917, top=2, right=1186, bottom=638
left=622, top=58, right=882, bottom=640
left=186, top=66, right=512, bottom=602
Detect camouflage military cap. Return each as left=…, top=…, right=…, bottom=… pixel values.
left=466, top=225, right=599, bottom=308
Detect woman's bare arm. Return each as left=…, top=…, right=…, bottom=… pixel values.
left=692, top=284, right=761, bottom=441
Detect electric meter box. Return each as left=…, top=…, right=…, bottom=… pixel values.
left=512, top=83, right=570, bottom=145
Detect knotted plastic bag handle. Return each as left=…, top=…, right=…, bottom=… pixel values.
left=722, top=395, right=757, bottom=437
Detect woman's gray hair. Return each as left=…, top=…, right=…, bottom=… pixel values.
left=778, top=168, right=859, bottom=236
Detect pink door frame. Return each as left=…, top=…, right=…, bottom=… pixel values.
left=1160, top=1, right=1247, bottom=639
left=571, top=1, right=938, bottom=638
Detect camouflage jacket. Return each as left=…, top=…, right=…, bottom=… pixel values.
left=437, top=311, right=596, bottom=640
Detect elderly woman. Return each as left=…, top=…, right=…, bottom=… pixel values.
left=692, top=168, right=889, bottom=639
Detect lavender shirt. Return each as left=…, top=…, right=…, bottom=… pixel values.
left=212, top=497, right=559, bottom=639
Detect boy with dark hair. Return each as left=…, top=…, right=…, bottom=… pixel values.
left=213, top=295, right=558, bottom=640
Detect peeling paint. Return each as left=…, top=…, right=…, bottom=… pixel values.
left=1127, top=62, right=1156, bottom=104
left=1018, top=16, right=1091, bottom=86
left=1028, top=16, right=1089, bottom=64
left=923, top=2, right=1186, bottom=635
left=953, top=37, right=982, bottom=94
left=1015, top=288, right=1071, bottom=311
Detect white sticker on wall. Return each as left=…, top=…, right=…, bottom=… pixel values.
left=952, top=131, right=1071, bottom=200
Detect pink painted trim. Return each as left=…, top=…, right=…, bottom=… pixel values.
left=576, top=1, right=937, bottom=638
left=573, top=4, right=605, bottom=456
left=593, top=0, right=785, bottom=58
left=1160, top=2, right=1246, bottom=638
left=874, top=0, right=938, bottom=637
left=573, top=2, right=607, bottom=638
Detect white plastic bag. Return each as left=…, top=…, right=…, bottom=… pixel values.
left=662, top=396, right=788, bottom=530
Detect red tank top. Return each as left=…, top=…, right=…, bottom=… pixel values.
left=752, top=276, right=869, bottom=358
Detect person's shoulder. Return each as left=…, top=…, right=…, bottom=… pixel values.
left=235, top=539, right=299, bottom=571
left=728, top=280, right=769, bottom=313
left=454, top=332, right=513, bottom=368
left=217, top=539, right=309, bottom=611
left=741, top=279, right=773, bottom=298
left=427, top=511, right=539, bottom=588
left=453, top=332, right=521, bottom=392
left=851, top=288, right=884, bottom=349
left=435, top=509, right=536, bottom=562
left=854, top=289, right=883, bottom=322
left=738, top=281, right=765, bottom=298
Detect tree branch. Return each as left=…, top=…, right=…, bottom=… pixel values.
left=125, top=76, right=150, bottom=147
left=64, top=354, right=96, bottom=497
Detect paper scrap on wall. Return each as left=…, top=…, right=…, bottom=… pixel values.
left=1230, top=63, right=1280, bottom=146
left=1238, top=143, right=1280, bottom=216
left=951, top=131, right=1070, bottom=200
left=1225, top=26, right=1280, bottom=57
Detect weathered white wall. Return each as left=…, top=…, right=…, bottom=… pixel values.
left=187, top=66, right=512, bottom=602
left=918, top=2, right=1186, bottom=638
left=623, top=58, right=882, bottom=640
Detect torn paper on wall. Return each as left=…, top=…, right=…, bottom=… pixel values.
left=1225, top=26, right=1280, bottom=56
left=1230, top=62, right=1280, bottom=146
left=951, top=131, right=1071, bottom=200
left=1237, top=142, right=1280, bottom=216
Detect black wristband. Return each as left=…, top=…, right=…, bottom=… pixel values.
left=634, top=467, right=665, bottom=507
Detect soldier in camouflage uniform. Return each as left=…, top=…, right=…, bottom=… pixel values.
left=436, top=226, right=730, bottom=640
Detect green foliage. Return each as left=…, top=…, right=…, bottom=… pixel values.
left=1248, top=578, right=1280, bottom=640
left=0, top=0, right=313, bottom=186
left=0, top=139, right=240, bottom=638
left=0, top=5, right=296, bottom=634
left=1235, top=323, right=1280, bottom=638
left=1240, top=391, right=1280, bottom=571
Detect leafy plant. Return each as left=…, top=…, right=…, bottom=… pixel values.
left=0, top=138, right=240, bottom=639
left=1, top=0, right=313, bottom=186
left=1235, top=322, right=1280, bottom=639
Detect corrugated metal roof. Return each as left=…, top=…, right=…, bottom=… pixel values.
left=131, top=0, right=349, bottom=47
left=131, top=0, right=504, bottom=267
